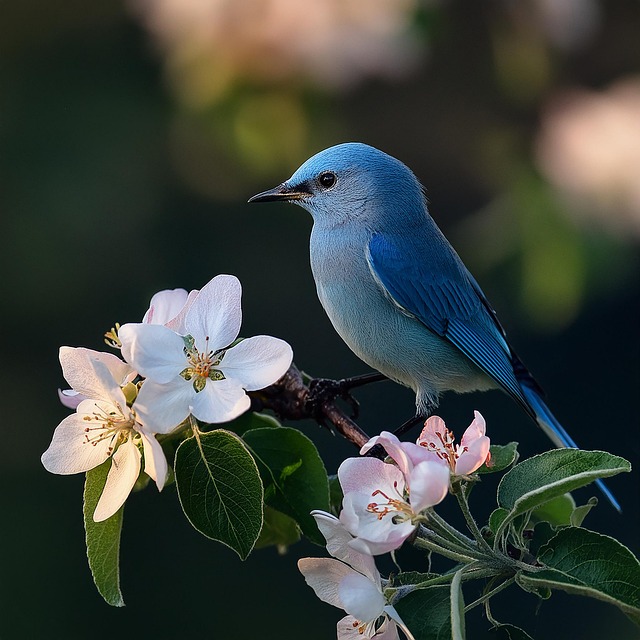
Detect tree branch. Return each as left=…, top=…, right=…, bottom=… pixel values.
left=248, top=364, right=374, bottom=450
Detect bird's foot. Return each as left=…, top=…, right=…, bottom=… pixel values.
left=306, top=377, right=361, bottom=421
left=305, top=372, right=387, bottom=422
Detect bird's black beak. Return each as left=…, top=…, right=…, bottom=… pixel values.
left=248, top=182, right=309, bottom=203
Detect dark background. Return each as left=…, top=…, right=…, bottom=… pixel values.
left=1, top=1, right=639, bottom=638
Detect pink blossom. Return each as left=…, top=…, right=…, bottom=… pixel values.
left=338, top=433, right=450, bottom=556
left=417, top=411, right=490, bottom=476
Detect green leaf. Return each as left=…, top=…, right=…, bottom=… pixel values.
left=395, top=586, right=452, bottom=640
left=255, top=506, right=300, bottom=550
left=450, top=569, right=466, bottom=640
left=518, top=528, right=640, bottom=624
left=531, top=493, right=575, bottom=527
left=243, top=426, right=330, bottom=545
left=175, top=430, right=263, bottom=560
left=391, top=572, right=441, bottom=587
left=490, top=624, right=534, bottom=639
left=570, top=497, right=598, bottom=527
left=83, top=459, right=125, bottom=607
left=488, top=508, right=510, bottom=535
left=217, top=411, right=281, bottom=436
left=478, top=442, right=519, bottom=474
left=529, top=522, right=556, bottom=558
left=497, top=449, right=629, bottom=518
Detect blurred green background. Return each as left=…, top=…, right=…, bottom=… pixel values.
left=1, top=1, right=639, bottom=638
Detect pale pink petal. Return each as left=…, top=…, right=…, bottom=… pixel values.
left=338, top=457, right=404, bottom=496
left=41, top=412, right=112, bottom=474
left=138, top=427, right=168, bottom=490
left=337, top=615, right=367, bottom=640
left=408, top=461, right=450, bottom=513
left=119, top=323, right=186, bottom=383
left=383, top=606, right=413, bottom=640
left=417, top=415, right=448, bottom=446
left=143, top=288, right=189, bottom=325
left=361, top=431, right=414, bottom=478
left=311, top=511, right=380, bottom=587
left=134, top=378, right=192, bottom=434
left=58, top=389, right=85, bottom=409
left=220, top=336, right=293, bottom=390
left=59, top=347, right=131, bottom=403
left=190, top=377, right=251, bottom=424
left=94, top=440, right=141, bottom=522
left=341, top=491, right=414, bottom=556
left=185, top=275, right=242, bottom=351
left=456, top=411, right=490, bottom=475
left=460, top=411, right=486, bottom=444
left=455, top=436, right=490, bottom=475
left=298, top=558, right=357, bottom=610
left=339, top=572, right=386, bottom=623
left=337, top=616, right=401, bottom=640
left=165, top=289, right=199, bottom=333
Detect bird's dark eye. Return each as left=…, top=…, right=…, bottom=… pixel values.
left=318, top=171, right=337, bottom=189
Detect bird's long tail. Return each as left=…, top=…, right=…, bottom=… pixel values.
left=520, top=384, right=621, bottom=512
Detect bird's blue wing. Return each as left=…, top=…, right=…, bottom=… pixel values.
left=368, top=233, right=621, bottom=510
left=367, top=232, right=530, bottom=412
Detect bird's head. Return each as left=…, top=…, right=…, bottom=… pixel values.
left=248, top=142, right=426, bottom=227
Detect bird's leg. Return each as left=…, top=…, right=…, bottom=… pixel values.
left=307, top=372, right=387, bottom=420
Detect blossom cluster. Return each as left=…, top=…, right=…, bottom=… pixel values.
left=42, top=275, right=293, bottom=522
left=299, top=413, right=490, bottom=639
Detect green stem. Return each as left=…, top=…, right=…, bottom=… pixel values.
left=421, top=525, right=488, bottom=560
left=425, top=509, right=477, bottom=550
left=412, top=529, right=482, bottom=564
left=464, top=576, right=515, bottom=612
left=454, top=483, right=494, bottom=554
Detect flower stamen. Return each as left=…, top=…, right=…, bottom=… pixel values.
left=181, top=335, right=226, bottom=392
left=81, top=402, right=137, bottom=457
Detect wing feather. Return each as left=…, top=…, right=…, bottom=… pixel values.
left=367, top=232, right=531, bottom=413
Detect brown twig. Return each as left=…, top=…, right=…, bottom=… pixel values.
left=248, top=364, right=373, bottom=450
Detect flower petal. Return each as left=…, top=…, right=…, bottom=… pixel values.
left=41, top=412, right=112, bottom=474
left=134, top=378, right=192, bottom=434
left=384, top=606, right=414, bottom=640
left=339, top=572, right=386, bottom=622
left=59, top=347, right=132, bottom=402
left=336, top=616, right=366, bottom=640
left=311, top=511, right=380, bottom=587
left=139, top=427, right=168, bottom=490
left=298, top=557, right=357, bottom=610
left=185, top=274, right=242, bottom=351
left=190, top=377, right=251, bottom=424
left=94, top=440, right=141, bottom=522
left=360, top=431, right=414, bottom=478
left=408, top=460, right=450, bottom=513
left=417, top=415, right=447, bottom=446
left=338, top=457, right=404, bottom=496
left=220, top=336, right=293, bottom=390
left=337, top=616, right=400, bottom=640
left=119, top=323, right=186, bottom=383
left=143, top=288, right=189, bottom=325
left=165, top=289, right=199, bottom=334
left=58, top=389, right=85, bottom=409
left=341, top=491, right=415, bottom=556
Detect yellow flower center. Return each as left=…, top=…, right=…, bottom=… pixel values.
left=180, top=334, right=226, bottom=392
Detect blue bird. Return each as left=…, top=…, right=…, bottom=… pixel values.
left=249, top=142, right=619, bottom=510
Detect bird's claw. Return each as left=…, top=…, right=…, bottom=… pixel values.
left=306, top=377, right=361, bottom=421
